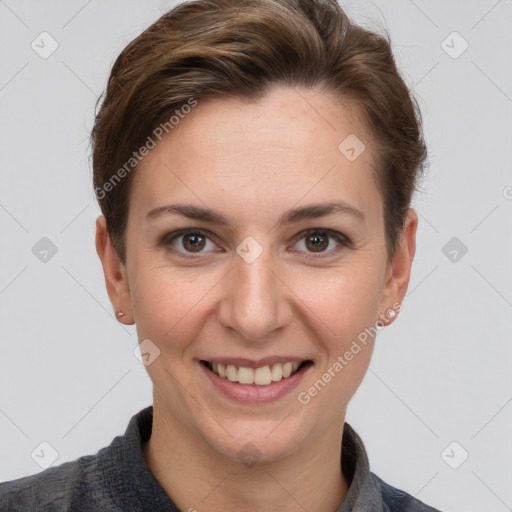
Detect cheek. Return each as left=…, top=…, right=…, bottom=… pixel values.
left=130, top=265, right=220, bottom=342
left=294, top=270, right=381, bottom=415
left=299, top=263, right=384, bottom=341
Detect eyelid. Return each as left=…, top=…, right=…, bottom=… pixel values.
left=295, top=227, right=351, bottom=244
left=160, top=228, right=215, bottom=245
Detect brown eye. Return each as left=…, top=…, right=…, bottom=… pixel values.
left=161, top=229, right=218, bottom=256
left=181, top=233, right=206, bottom=252
left=292, top=229, right=351, bottom=257
left=305, top=232, right=329, bottom=252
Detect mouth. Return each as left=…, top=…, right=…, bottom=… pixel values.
left=200, top=360, right=313, bottom=386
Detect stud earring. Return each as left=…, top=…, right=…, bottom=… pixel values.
left=116, top=311, right=124, bottom=317
left=386, top=309, right=396, bottom=319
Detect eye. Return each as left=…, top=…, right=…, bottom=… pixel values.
left=160, top=229, right=219, bottom=256
left=160, top=228, right=351, bottom=259
left=292, top=229, right=351, bottom=256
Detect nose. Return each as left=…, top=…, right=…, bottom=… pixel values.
left=216, top=248, right=292, bottom=343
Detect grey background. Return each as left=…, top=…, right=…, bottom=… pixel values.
left=1, top=1, right=511, bottom=511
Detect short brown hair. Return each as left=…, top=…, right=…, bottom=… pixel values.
left=91, top=0, right=427, bottom=262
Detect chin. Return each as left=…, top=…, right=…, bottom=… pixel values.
left=198, top=416, right=311, bottom=466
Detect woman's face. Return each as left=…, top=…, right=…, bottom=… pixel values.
left=98, top=86, right=416, bottom=462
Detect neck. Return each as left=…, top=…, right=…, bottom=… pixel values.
left=143, top=393, right=350, bottom=512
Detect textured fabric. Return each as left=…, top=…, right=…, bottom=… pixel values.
left=0, top=406, right=441, bottom=511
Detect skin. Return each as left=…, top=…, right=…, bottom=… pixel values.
left=96, top=86, right=417, bottom=512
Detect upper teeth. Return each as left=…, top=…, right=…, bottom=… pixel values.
left=211, top=362, right=301, bottom=386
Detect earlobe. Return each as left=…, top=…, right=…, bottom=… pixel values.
left=95, top=216, right=134, bottom=324
left=379, top=208, right=418, bottom=324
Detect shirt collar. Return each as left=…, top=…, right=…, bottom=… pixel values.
left=337, top=422, right=384, bottom=512
left=103, top=406, right=383, bottom=511
left=99, top=406, right=179, bottom=511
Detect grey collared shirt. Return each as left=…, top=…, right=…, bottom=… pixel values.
left=0, top=406, right=441, bottom=511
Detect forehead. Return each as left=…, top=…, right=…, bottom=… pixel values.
left=131, top=86, right=381, bottom=224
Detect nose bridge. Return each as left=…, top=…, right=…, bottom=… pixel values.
left=217, top=245, right=289, bottom=342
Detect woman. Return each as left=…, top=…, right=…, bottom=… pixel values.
left=0, top=0, right=440, bottom=510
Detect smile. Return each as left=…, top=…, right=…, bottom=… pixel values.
left=200, top=360, right=312, bottom=386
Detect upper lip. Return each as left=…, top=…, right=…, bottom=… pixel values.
left=199, top=357, right=312, bottom=368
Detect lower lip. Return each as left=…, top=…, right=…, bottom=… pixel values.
left=199, top=362, right=311, bottom=403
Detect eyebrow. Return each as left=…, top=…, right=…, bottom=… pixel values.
left=145, top=201, right=365, bottom=228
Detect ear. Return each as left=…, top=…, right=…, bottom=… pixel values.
left=378, top=208, right=418, bottom=324
left=95, top=215, right=134, bottom=324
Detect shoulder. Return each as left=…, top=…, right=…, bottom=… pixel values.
left=0, top=407, right=153, bottom=512
left=371, top=472, right=442, bottom=512
left=1, top=458, right=80, bottom=511
left=0, top=451, right=112, bottom=512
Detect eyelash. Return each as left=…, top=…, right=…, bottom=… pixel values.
left=159, top=228, right=352, bottom=259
